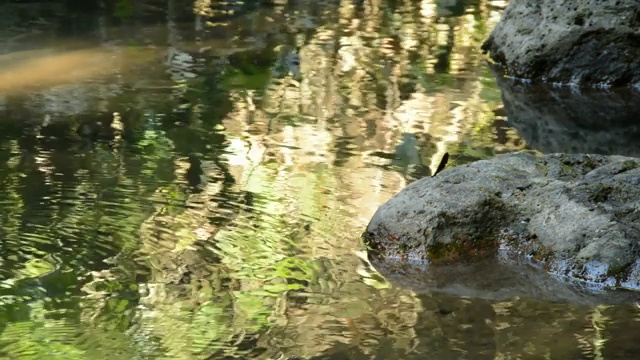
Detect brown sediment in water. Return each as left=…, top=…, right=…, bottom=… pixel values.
left=0, top=45, right=159, bottom=95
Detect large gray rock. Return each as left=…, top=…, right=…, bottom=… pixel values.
left=481, top=0, right=640, bottom=87
left=364, top=152, right=640, bottom=291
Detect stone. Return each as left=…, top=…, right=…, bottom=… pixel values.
left=481, top=0, right=640, bottom=87
left=364, top=152, right=640, bottom=291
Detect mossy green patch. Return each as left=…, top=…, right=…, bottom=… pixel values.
left=427, top=195, right=509, bottom=263
left=426, top=233, right=499, bottom=263
left=621, top=160, right=639, bottom=172
left=590, top=183, right=614, bottom=203
left=560, top=163, right=575, bottom=176
left=361, top=230, right=386, bottom=253
left=580, top=156, right=600, bottom=172
left=535, top=164, right=549, bottom=176
left=501, top=232, right=555, bottom=269
left=606, top=261, right=633, bottom=283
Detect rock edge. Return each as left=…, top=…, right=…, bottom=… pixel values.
left=364, top=152, right=640, bottom=290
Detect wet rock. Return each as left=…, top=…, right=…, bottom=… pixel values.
left=493, top=76, right=640, bottom=157
left=481, top=0, right=640, bottom=87
left=364, top=152, right=640, bottom=291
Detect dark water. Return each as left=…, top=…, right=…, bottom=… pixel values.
left=1, top=1, right=640, bottom=359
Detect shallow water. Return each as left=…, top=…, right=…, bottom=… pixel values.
left=1, top=1, right=640, bottom=359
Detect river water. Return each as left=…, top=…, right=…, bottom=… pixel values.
left=1, top=1, right=639, bottom=359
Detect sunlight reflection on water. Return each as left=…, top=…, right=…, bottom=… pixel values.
left=1, top=0, right=640, bottom=359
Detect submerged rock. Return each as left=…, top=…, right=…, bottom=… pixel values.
left=481, top=0, right=640, bottom=87
left=364, top=152, right=640, bottom=292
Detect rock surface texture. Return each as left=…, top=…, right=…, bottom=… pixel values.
left=364, top=152, right=640, bottom=291
left=481, top=0, right=640, bottom=87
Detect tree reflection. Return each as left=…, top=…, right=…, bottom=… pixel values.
left=1, top=1, right=605, bottom=360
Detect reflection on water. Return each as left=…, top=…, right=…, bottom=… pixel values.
left=0, top=0, right=639, bottom=359
left=494, top=72, right=640, bottom=157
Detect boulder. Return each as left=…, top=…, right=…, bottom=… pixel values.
left=481, top=0, right=640, bottom=87
left=364, top=152, right=640, bottom=292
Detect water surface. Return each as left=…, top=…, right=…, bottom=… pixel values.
left=1, top=1, right=639, bottom=359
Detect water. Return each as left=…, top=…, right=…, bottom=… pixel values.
left=0, top=1, right=639, bottom=359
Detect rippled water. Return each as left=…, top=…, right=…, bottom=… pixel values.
left=1, top=1, right=639, bottom=359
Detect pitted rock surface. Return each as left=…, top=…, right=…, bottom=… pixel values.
left=481, top=0, right=640, bottom=87
left=364, top=152, right=640, bottom=290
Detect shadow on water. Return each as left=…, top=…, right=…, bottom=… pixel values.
left=1, top=0, right=640, bottom=359
left=493, top=71, right=640, bottom=157
left=371, top=255, right=640, bottom=303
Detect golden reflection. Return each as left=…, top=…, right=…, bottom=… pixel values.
left=0, top=0, right=590, bottom=359
left=143, top=0, right=515, bottom=355
left=193, top=0, right=212, bottom=16
left=589, top=305, right=611, bottom=359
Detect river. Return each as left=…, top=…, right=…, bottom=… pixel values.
left=1, top=1, right=639, bottom=359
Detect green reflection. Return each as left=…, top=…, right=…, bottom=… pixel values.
left=2, top=1, right=631, bottom=360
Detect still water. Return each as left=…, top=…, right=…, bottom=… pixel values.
left=1, top=0, right=639, bottom=359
